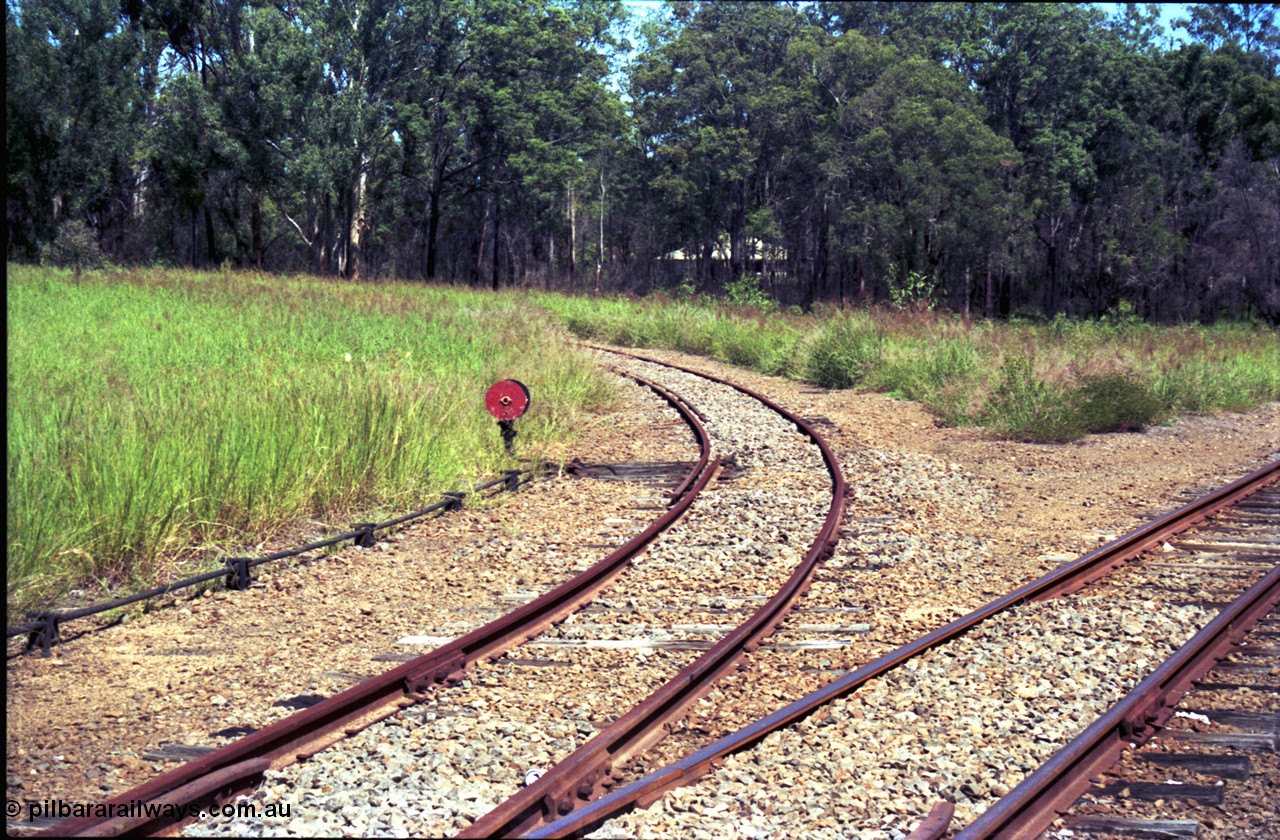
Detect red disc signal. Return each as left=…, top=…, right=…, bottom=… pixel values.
left=485, top=380, right=531, bottom=421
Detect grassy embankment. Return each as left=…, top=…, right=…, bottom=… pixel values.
left=537, top=293, right=1280, bottom=443
left=7, top=266, right=614, bottom=613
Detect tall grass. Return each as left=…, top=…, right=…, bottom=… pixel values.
left=7, top=266, right=613, bottom=612
left=537, top=293, right=1280, bottom=443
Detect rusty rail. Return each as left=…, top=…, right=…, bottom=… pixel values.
left=952, top=564, right=1280, bottom=840
left=459, top=347, right=848, bottom=837
left=528, top=458, right=1280, bottom=838
left=50, top=369, right=716, bottom=838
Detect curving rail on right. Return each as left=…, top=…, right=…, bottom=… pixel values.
left=527, top=458, right=1280, bottom=839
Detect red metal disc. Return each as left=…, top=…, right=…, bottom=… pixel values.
left=485, top=379, right=531, bottom=421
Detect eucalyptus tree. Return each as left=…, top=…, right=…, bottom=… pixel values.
left=7, top=0, right=162, bottom=260
left=286, top=0, right=419, bottom=279
left=795, top=25, right=899, bottom=304
left=388, top=0, right=472, bottom=281
left=843, top=59, right=1020, bottom=313
left=138, top=0, right=329, bottom=270
left=630, top=0, right=814, bottom=290
left=1175, top=2, right=1280, bottom=68
left=1161, top=39, right=1280, bottom=322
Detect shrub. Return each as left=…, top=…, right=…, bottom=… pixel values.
left=1070, top=371, right=1166, bottom=433
left=802, top=317, right=884, bottom=389
left=887, top=266, right=939, bottom=312
left=46, top=220, right=105, bottom=279
left=980, top=355, right=1082, bottom=442
left=724, top=274, right=777, bottom=312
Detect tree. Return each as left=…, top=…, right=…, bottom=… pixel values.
left=7, top=0, right=160, bottom=260
left=630, top=1, right=814, bottom=292
left=1175, top=3, right=1280, bottom=71
left=844, top=59, right=1020, bottom=313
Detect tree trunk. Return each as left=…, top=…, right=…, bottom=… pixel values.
left=491, top=198, right=501, bottom=292
left=203, top=199, right=219, bottom=266
left=337, top=188, right=350, bottom=277
left=319, top=193, right=332, bottom=275
left=472, top=194, right=491, bottom=287
left=425, top=179, right=441, bottom=280
left=730, top=179, right=747, bottom=281
left=812, top=196, right=829, bottom=307
left=348, top=170, right=368, bottom=281
left=548, top=222, right=555, bottom=292
left=985, top=262, right=995, bottom=319
left=250, top=189, right=264, bottom=268
left=567, top=183, right=577, bottom=286
left=595, top=168, right=605, bottom=297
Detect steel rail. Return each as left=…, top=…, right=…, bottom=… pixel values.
left=529, top=457, right=1280, bottom=839
left=50, top=370, right=717, bottom=838
left=951, top=557, right=1280, bottom=839
left=459, top=347, right=848, bottom=837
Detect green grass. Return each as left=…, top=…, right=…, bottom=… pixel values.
left=11, top=270, right=1278, bottom=616
left=7, top=266, right=614, bottom=613
left=536, top=292, right=1280, bottom=443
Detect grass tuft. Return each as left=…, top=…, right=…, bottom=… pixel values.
left=538, top=292, right=1279, bottom=445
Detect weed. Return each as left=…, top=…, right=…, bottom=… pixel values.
left=724, top=274, right=778, bottom=312
left=979, top=356, right=1082, bottom=442
left=801, top=316, right=883, bottom=389
left=1070, top=372, right=1166, bottom=433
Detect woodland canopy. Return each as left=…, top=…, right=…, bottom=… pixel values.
left=7, top=1, right=1279, bottom=322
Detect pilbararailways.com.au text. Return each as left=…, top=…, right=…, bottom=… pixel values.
left=10, top=798, right=291, bottom=822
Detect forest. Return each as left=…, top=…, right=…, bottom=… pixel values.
left=6, top=1, right=1280, bottom=322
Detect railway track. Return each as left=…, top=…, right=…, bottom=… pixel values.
left=525, top=464, right=1279, bottom=839
left=6, top=361, right=701, bottom=832
left=966, top=486, right=1280, bottom=840
left=12, top=347, right=1277, bottom=839
left=1049, top=603, right=1278, bottom=840
left=43, top=349, right=847, bottom=837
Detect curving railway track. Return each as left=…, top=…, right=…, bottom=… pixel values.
left=41, top=348, right=848, bottom=837
left=7, top=346, right=1278, bottom=839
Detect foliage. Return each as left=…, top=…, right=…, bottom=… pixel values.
left=979, top=356, right=1081, bottom=442
left=540, top=290, right=1280, bottom=444
left=1071, top=372, right=1167, bottom=434
left=801, top=315, right=884, bottom=389
left=886, top=267, right=940, bottom=312
left=5, top=1, right=1279, bottom=321
left=45, top=219, right=105, bottom=278
left=724, top=274, right=778, bottom=312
